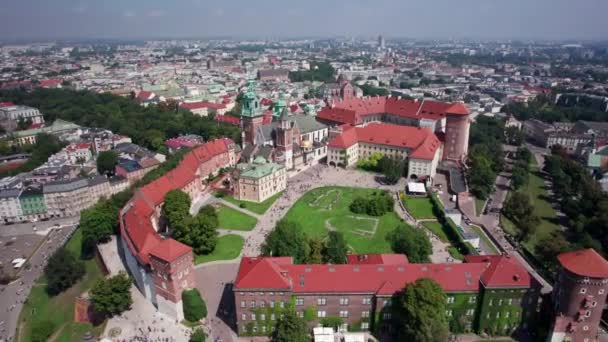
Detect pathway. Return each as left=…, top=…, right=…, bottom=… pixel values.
left=460, top=145, right=553, bottom=293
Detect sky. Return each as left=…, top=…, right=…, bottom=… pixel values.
left=0, top=0, right=607, bottom=41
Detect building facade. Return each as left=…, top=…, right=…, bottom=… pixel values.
left=327, top=123, right=443, bottom=180
left=549, top=249, right=608, bottom=342
left=233, top=253, right=540, bottom=337
left=233, top=157, right=287, bottom=203
left=119, top=138, right=238, bottom=319
left=317, top=97, right=470, bottom=163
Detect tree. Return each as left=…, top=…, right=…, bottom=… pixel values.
left=163, top=190, right=192, bottom=228
left=31, top=320, right=56, bottom=342
left=395, top=278, right=449, bottom=342
left=80, top=201, right=117, bottom=257
left=323, top=231, right=348, bottom=264
left=505, top=126, right=524, bottom=146
left=386, top=225, right=432, bottom=263
left=96, top=150, right=118, bottom=176
left=176, top=211, right=219, bottom=255
left=262, top=220, right=309, bottom=263
left=378, top=155, right=406, bottom=184
left=44, top=248, right=85, bottom=295
left=272, top=309, right=308, bottom=342
left=190, top=328, right=206, bottom=342
left=306, top=237, right=324, bottom=264
left=90, top=272, right=133, bottom=317
left=502, top=192, right=540, bottom=240
left=182, top=288, right=207, bottom=322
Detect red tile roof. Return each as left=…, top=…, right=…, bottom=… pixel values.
left=0, top=102, right=15, bottom=108
left=464, top=255, right=531, bottom=288
left=235, top=254, right=533, bottom=294
left=328, top=123, right=441, bottom=160
left=347, top=254, right=408, bottom=265
left=119, top=138, right=234, bottom=265
left=215, top=115, right=240, bottom=126
left=318, top=97, right=469, bottom=125
left=557, top=249, right=608, bottom=278
left=149, top=239, right=192, bottom=262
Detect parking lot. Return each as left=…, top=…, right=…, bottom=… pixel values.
left=0, top=234, right=44, bottom=279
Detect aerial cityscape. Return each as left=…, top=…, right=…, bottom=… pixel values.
left=0, top=1, right=608, bottom=342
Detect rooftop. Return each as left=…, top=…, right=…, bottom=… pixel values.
left=235, top=253, right=534, bottom=294
left=557, top=248, right=608, bottom=279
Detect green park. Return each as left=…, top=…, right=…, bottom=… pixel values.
left=283, top=186, right=403, bottom=253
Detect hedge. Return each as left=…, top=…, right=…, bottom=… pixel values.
left=182, top=288, right=207, bottom=322
left=429, top=193, right=477, bottom=257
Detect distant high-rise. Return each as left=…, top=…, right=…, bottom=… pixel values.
left=378, top=35, right=385, bottom=49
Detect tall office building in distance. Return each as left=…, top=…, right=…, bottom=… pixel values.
left=378, top=35, right=385, bottom=49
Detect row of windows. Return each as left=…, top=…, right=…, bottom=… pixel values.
left=241, top=322, right=369, bottom=334
left=294, top=297, right=377, bottom=306
left=446, top=309, right=476, bottom=317
left=240, top=300, right=285, bottom=309
left=447, top=296, right=477, bottom=304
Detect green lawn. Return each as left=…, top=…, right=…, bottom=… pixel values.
left=422, top=221, right=449, bottom=243
left=217, top=191, right=283, bottom=215
left=284, top=187, right=405, bottom=253
left=474, top=198, right=486, bottom=216
left=402, top=196, right=436, bottom=219
left=329, top=216, right=377, bottom=233
left=521, top=168, right=561, bottom=253
left=500, top=214, right=518, bottom=237
left=18, top=229, right=105, bottom=342
left=194, top=234, right=244, bottom=264
left=469, top=224, right=500, bottom=254
left=217, top=205, right=257, bottom=231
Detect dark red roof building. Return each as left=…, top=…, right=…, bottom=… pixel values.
left=119, top=138, right=238, bottom=320
left=233, top=253, right=541, bottom=337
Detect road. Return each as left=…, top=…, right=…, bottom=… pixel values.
left=462, top=145, right=553, bottom=293
left=0, top=221, right=77, bottom=342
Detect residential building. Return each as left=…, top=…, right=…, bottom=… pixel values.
left=19, top=185, right=47, bottom=220
left=233, top=253, right=540, bottom=337
left=11, top=119, right=81, bottom=145
left=0, top=188, right=22, bottom=223
left=43, top=178, right=92, bottom=217
left=0, top=104, right=45, bottom=132
left=549, top=249, right=608, bottom=342
left=257, top=68, right=290, bottom=82
left=233, top=157, right=287, bottom=203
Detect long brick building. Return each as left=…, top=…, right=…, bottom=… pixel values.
left=233, top=253, right=541, bottom=337
left=119, top=138, right=238, bottom=319
left=317, top=96, right=470, bottom=180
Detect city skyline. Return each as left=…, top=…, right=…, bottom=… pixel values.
left=1, top=0, right=607, bottom=41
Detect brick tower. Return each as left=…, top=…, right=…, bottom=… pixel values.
left=276, top=107, right=294, bottom=169
left=549, top=249, right=608, bottom=342
left=240, top=80, right=264, bottom=146
left=443, top=103, right=471, bottom=161
left=149, top=239, right=195, bottom=320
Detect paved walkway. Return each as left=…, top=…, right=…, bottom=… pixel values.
left=460, top=145, right=553, bottom=293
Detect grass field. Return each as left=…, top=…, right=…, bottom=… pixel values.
left=284, top=187, right=404, bottom=253
left=194, top=234, right=244, bottom=264
left=329, top=216, right=377, bottom=233
left=18, top=229, right=105, bottom=342
left=218, top=191, right=283, bottom=215
left=217, top=205, right=257, bottom=231
left=402, top=196, right=435, bottom=219
left=422, top=221, right=449, bottom=243
left=521, top=168, right=561, bottom=252
left=469, top=224, right=500, bottom=254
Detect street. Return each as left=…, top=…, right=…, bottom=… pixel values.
left=0, top=218, right=77, bottom=342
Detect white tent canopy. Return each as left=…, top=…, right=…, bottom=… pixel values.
left=407, top=182, right=427, bottom=194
